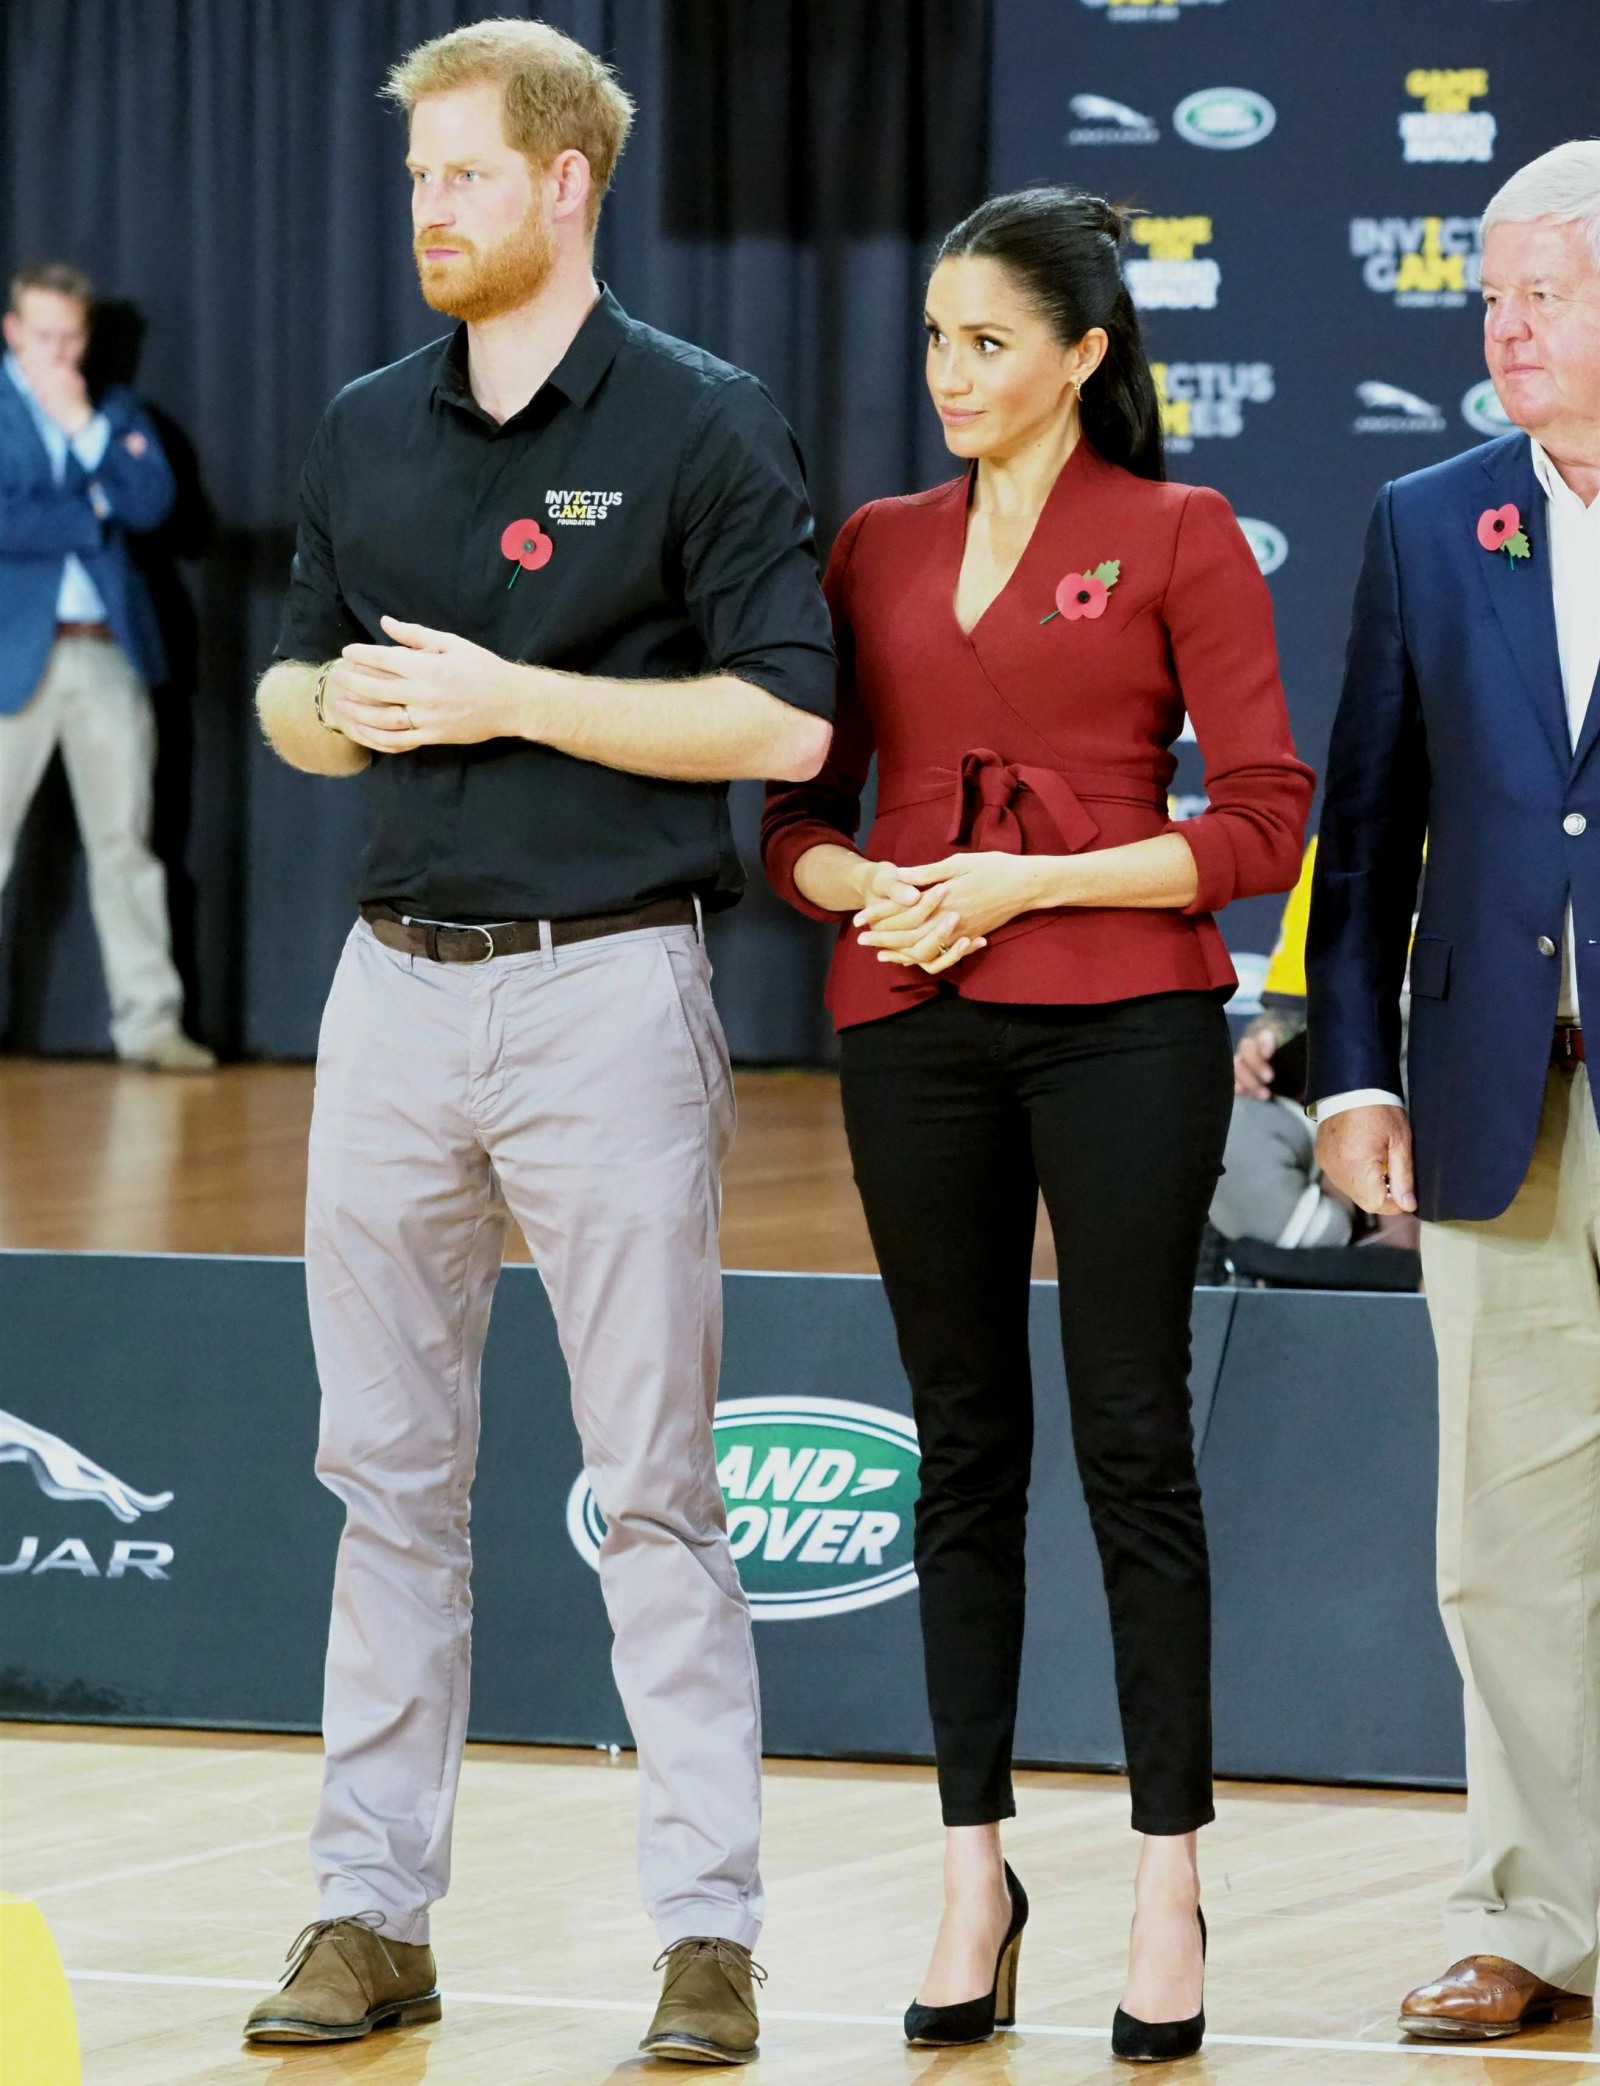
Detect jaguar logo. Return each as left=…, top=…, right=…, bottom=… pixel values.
left=0, top=1408, right=173, bottom=1522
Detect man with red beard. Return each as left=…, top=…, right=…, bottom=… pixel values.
left=245, top=20, right=833, bottom=2061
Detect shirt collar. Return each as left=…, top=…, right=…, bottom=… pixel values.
left=1530, top=436, right=1600, bottom=516
left=430, top=284, right=626, bottom=423
left=3, top=351, right=38, bottom=409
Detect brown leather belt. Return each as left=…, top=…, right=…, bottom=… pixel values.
left=55, top=620, right=114, bottom=642
left=1554, top=1022, right=1586, bottom=1066
left=360, top=895, right=697, bottom=964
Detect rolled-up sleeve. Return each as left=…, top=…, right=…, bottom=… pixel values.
left=674, top=375, right=836, bottom=720
left=761, top=504, right=874, bottom=918
left=1164, top=487, right=1315, bottom=916
left=274, top=408, right=367, bottom=665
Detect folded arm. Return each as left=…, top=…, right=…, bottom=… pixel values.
left=0, top=471, right=102, bottom=558
left=329, top=622, right=829, bottom=781
left=255, top=659, right=371, bottom=776
left=91, top=400, right=177, bottom=532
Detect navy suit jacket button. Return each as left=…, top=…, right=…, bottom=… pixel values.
left=1537, top=935, right=1558, bottom=956
left=1565, top=812, right=1587, bottom=836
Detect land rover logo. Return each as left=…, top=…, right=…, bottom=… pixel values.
left=1237, top=517, right=1288, bottom=576
left=1461, top=377, right=1514, bottom=438
left=566, top=1396, right=920, bottom=1621
left=1173, top=87, right=1276, bottom=150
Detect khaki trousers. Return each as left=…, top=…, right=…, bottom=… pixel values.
left=0, top=636, right=184, bottom=1055
left=1422, top=1062, right=1600, bottom=1995
left=305, top=919, right=762, bottom=1949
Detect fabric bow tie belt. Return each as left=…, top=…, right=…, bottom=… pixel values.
left=943, top=747, right=1103, bottom=854
left=876, top=747, right=1166, bottom=856
left=869, top=748, right=1169, bottom=989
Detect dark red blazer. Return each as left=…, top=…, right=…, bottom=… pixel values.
left=762, top=440, right=1315, bottom=1030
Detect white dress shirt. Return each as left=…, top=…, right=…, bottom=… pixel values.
left=3, top=351, right=112, bottom=621
left=1316, top=436, right=1600, bottom=1123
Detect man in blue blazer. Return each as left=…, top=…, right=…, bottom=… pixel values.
left=0, top=261, right=212, bottom=1070
left=1308, top=144, right=1600, bottom=2044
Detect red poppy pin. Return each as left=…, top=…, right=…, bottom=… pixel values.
left=1041, top=560, right=1121, bottom=624
left=1477, top=503, right=1530, bottom=566
left=501, top=517, right=554, bottom=589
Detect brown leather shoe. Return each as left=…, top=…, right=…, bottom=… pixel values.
left=639, top=1937, right=764, bottom=2064
left=243, top=1915, right=441, bottom=2042
left=1400, top=1956, right=1593, bottom=2041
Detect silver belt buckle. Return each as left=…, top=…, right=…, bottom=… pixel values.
left=460, top=923, right=497, bottom=964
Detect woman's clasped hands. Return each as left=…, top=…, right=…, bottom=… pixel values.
left=853, top=853, right=1050, bottom=975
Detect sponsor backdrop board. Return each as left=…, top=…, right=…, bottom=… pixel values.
left=990, top=0, right=1600, bottom=961
left=0, top=1251, right=1461, bottom=1787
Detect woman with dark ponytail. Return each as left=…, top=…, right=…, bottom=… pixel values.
left=763, top=188, right=1312, bottom=2061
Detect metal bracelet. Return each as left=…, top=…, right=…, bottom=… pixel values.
left=313, top=663, right=335, bottom=730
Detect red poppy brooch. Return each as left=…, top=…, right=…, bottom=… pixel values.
left=1042, top=560, right=1121, bottom=624
left=501, top=517, right=553, bottom=589
left=1477, top=503, right=1530, bottom=567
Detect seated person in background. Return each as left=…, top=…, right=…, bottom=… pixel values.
left=0, top=262, right=213, bottom=1072
left=1212, top=839, right=1417, bottom=1255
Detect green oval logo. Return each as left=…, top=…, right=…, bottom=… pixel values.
left=1174, top=87, right=1276, bottom=149
left=1461, top=378, right=1514, bottom=438
left=1237, top=516, right=1288, bottom=576
left=566, top=1396, right=920, bottom=1620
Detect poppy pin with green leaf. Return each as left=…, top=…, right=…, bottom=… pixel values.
left=1477, top=504, right=1530, bottom=567
left=1042, top=560, right=1121, bottom=624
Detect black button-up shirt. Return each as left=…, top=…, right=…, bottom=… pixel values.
left=276, top=288, right=834, bottom=920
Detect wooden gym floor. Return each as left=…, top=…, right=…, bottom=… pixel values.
left=4, top=1723, right=1598, bottom=2084
left=3, top=1057, right=1596, bottom=2080
left=0, top=1055, right=1059, bottom=1275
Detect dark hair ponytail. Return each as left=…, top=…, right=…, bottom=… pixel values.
left=934, top=187, right=1165, bottom=482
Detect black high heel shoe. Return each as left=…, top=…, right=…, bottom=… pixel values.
left=903, top=1861, right=1029, bottom=2046
left=1111, top=1906, right=1207, bottom=2063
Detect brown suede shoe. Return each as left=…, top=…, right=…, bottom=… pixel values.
left=639, top=1937, right=764, bottom=2064
left=1400, top=1955, right=1593, bottom=2041
left=243, top=1915, right=441, bottom=2043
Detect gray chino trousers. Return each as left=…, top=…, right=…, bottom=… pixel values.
left=304, top=918, right=763, bottom=1949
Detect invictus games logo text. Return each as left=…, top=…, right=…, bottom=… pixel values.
left=1400, top=70, right=1496, bottom=164
left=1349, top=216, right=1482, bottom=307
left=567, top=1396, right=920, bottom=1621
left=1127, top=218, right=1219, bottom=311
left=545, top=489, right=623, bottom=527
left=1153, top=362, right=1273, bottom=448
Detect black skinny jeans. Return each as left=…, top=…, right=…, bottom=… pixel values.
left=839, top=988, right=1233, bottom=1836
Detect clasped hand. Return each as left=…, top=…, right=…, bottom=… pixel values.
left=325, top=617, right=520, bottom=752
left=854, top=853, right=1046, bottom=975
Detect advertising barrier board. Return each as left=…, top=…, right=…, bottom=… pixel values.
left=0, top=1252, right=1461, bottom=1787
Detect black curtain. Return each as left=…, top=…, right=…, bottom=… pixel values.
left=0, top=0, right=987, bottom=1063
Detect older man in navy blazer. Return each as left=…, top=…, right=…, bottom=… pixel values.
left=0, top=261, right=212, bottom=1070
left=1308, top=143, right=1600, bottom=2044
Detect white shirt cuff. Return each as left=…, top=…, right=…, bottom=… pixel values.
left=71, top=413, right=112, bottom=472
left=1310, top=1087, right=1406, bottom=1123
